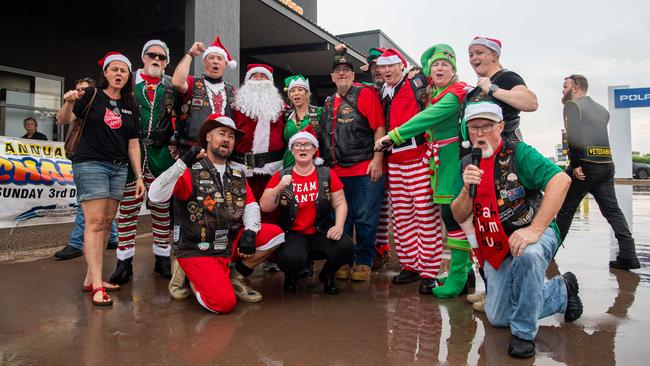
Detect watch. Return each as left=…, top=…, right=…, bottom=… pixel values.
left=488, top=84, right=499, bottom=97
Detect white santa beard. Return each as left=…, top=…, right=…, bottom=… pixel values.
left=234, top=80, right=284, bottom=155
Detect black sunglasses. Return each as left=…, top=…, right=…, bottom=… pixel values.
left=145, top=52, right=168, bottom=61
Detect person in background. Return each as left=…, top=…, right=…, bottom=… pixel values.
left=21, top=117, right=48, bottom=140
left=281, top=75, right=322, bottom=169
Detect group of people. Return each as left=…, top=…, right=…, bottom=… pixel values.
left=54, top=34, right=641, bottom=359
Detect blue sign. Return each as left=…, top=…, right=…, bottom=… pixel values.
left=614, top=87, right=650, bottom=108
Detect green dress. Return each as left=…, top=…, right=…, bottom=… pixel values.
left=388, top=82, right=467, bottom=204
left=282, top=105, right=323, bottom=168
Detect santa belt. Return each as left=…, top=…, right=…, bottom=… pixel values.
left=231, top=150, right=284, bottom=169
left=423, top=136, right=458, bottom=166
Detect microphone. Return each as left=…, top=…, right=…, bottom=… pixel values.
left=469, top=147, right=483, bottom=198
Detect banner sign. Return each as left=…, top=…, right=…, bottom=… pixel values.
left=0, top=136, right=77, bottom=228
left=614, top=87, right=650, bottom=108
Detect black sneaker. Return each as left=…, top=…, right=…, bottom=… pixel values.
left=54, top=245, right=83, bottom=260
left=508, top=335, right=535, bottom=358
left=562, top=272, right=583, bottom=322
left=392, top=270, right=420, bottom=285
left=609, top=255, right=641, bottom=270
left=154, top=255, right=172, bottom=278
left=109, top=258, right=133, bottom=285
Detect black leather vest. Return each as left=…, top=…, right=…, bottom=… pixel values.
left=492, top=140, right=542, bottom=235
left=321, top=86, right=374, bottom=167
left=172, top=158, right=247, bottom=258
left=277, top=166, right=334, bottom=234
left=175, top=75, right=236, bottom=145
left=136, top=74, right=178, bottom=147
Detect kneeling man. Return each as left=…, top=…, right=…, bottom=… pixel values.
left=149, top=113, right=284, bottom=313
left=451, top=102, right=582, bottom=358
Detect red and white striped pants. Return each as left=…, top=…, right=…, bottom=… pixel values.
left=388, top=159, right=443, bottom=278
left=375, top=189, right=392, bottom=256
left=116, top=168, right=170, bottom=260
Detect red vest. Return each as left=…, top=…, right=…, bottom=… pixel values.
left=387, top=79, right=427, bottom=163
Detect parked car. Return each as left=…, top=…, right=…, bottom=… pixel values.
left=633, top=162, right=650, bottom=179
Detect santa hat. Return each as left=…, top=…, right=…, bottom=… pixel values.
left=98, top=52, right=132, bottom=71
left=360, top=47, right=386, bottom=72
left=141, top=39, right=170, bottom=63
left=468, top=36, right=502, bottom=57
left=198, top=113, right=245, bottom=149
left=284, top=75, right=310, bottom=93
left=245, top=63, right=274, bottom=82
left=376, top=48, right=407, bottom=68
left=202, top=36, right=237, bottom=69
left=288, top=125, right=323, bottom=165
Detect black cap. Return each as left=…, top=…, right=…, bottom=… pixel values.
left=332, top=54, right=354, bottom=71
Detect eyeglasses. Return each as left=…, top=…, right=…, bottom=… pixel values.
left=467, top=123, right=498, bottom=133
left=333, top=66, right=352, bottom=74
left=292, top=142, right=315, bottom=150
left=145, top=52, right=168, bottom=61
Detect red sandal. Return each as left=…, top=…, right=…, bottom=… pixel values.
left=82, top=281, right=120, bottom=292
left=91, top=287, right=113, bottom=306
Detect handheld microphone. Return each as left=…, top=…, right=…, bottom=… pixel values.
left=469, top=147, right=482, bottom=198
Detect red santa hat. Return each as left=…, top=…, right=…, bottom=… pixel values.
left=288, top=125, right=323, bottom=165
left=245, top=63, right=274, bottom=82
left=98, top=52, right=132, bottom=71
left=202, top=36, right=237, bottom=69
left=376, top=48, right=407, bottom=68
left=468, top=36, right=502, bottom=57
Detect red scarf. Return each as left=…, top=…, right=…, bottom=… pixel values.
left=430, top=81, right=468, bottom=105
left=472, top=141, right=510, bottom=270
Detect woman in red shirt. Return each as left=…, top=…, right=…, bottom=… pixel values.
left=260, top=127, right=353, bottom=295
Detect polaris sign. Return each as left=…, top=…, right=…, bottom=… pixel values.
left=614, top=87, right=650, bottom=108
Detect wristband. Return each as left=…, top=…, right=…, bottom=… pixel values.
left=186, top=51, right=193, bottom=58
left=136, top=174, right=144, bottom=179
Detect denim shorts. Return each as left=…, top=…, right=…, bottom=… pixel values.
left=73, top=160, right=128, bottom=202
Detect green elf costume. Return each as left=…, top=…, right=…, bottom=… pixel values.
left=282, top=75, right=323, bottom=167
left=387, top=44, right=474, bottom=298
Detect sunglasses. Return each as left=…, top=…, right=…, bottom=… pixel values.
left=145, top=52, right=168, bottom=61
left=109, top=100, right=121, bottom=116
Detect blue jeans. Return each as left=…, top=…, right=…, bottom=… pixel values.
left=340, top=175, right=385, bottom=266
left=73, top=160, right=128, bottom=202
left=484, top=227, right=567, bottom=340
left=68, top=195, right=118, bottom=250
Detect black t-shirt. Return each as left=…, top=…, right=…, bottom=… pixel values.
left=21, top=132, right=48, bottom=140
left=465, top=70, right=527, bottom=137
left=71, top=87, right=139, bottom=163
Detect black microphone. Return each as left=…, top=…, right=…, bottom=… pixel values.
left=469, top=147, right=483, bottom=198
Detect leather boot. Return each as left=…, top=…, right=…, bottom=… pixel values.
left=154, top=255, right=172, bottom=278
left=109, top=257, right=133, bottom=285
left=562, top=272, right=583, bottom=322
left=610, top=240, right=641, bottom=270
left=283, top=273, right=298, bottom=292
left=419, top=277, right=437, bottom=295
left=392, top=269, right=420, bottom=284
left=508, top=335, right=535, bottom=358
left=319, top=271, right=339, bottom=295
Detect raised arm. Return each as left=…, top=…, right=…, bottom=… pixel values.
left=172, top=41, right=206, bottom=94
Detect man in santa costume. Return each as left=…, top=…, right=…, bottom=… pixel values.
left=229, top=63, right=286, bottom=202
left=171, top=36, right=237, bottom=146
left=109, top=39, right=177, bottom=284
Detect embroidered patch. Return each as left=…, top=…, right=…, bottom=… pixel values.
left=506, top=186, right=525, bottom=201
left=173, top=225, right=180, bottom=242
left=104, top=108, right=122, bottom=129
left=198, top=241, right=210, bottom=250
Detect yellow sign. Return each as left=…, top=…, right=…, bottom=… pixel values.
left=587, top=146, right=611, bottom=157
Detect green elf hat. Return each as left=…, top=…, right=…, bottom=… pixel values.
left=360, top=47, right=385, bottom=72
left=284, top=75, right=310, bottom=93
left=420, top=44, right=457, bottom=77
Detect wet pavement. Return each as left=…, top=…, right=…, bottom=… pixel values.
left=1, top=194, right=649, bottom=365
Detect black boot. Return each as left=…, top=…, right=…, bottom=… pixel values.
left=610, top=240, right=641, bottom=270
left=319, top=271, right=339, bottom=295
left=392, top=269, right=420, bottom=285
left=508, top=335, right=535, bottom=358
left=459, top=270, right=476, bottom=296
left=154, top=255, right=172, bottom=278
left=562, top=272, right=583, bottom=322
left=54, top=245, right=83, bottom=260
left=419, top=278, right=437, bottom=295
left=109, top=257, right=133, bottom=285
left=283, top=273, right=298, bottom=292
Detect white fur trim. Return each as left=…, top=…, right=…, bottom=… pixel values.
left=229, top=160, right=283, bottom=177
left=468, top=38, right=501, bottom=57
left=376, top=55, right=404, bottom=66
left=203, top=46, right=237, bottom=69
left=152, top=244, right=171, bottom=257
left=252, top=117, right=271, bottom=154
left=245, top=67, right=273, bottom=82
left=104, top=54, right=132, bottom=71
left=288, top=78, right=310, bottom=92
left=313, top=157, right=324, bottom=166
left=257, top=232, right=285, bottom=251
left=141, top=39, right=170, bottom=63
left=288, top=131, right=318, bottom=149
left=116, top=246, right=135, bottom=261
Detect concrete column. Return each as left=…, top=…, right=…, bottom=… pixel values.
left=185, top=0, right=240, bottom=87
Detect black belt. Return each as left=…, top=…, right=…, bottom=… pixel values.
left=231, top=150, right=284, bottom=169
